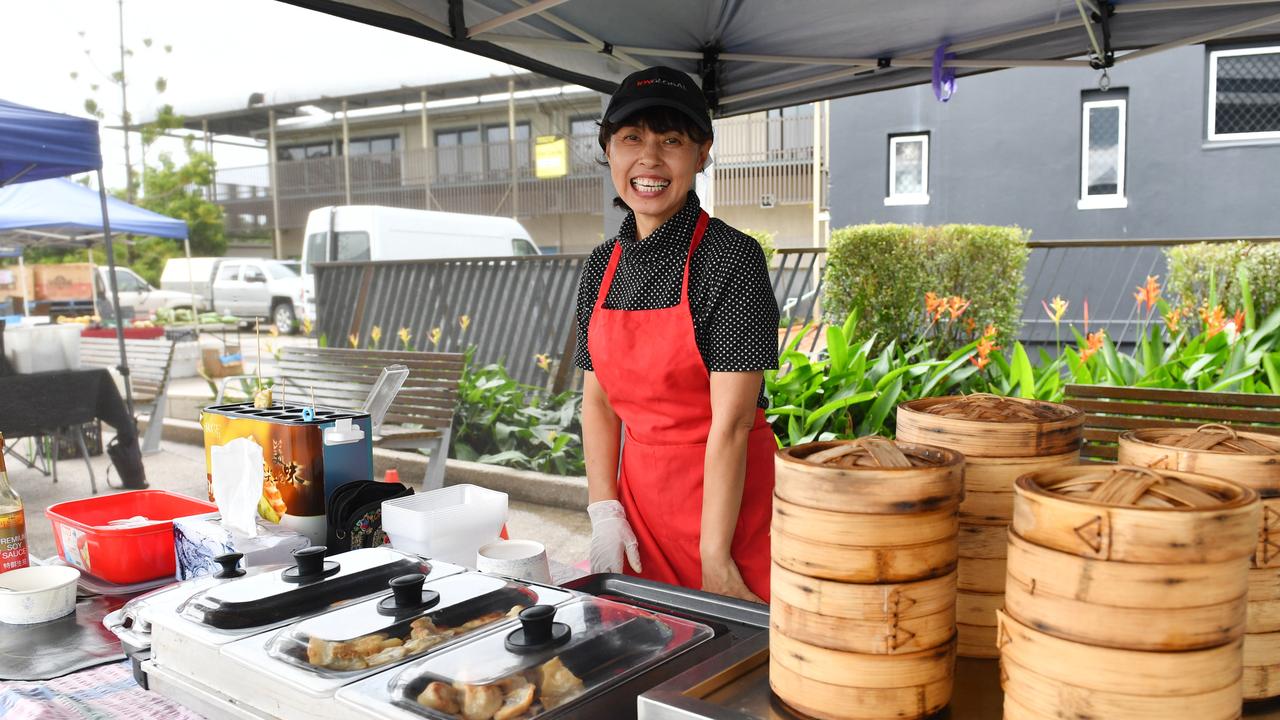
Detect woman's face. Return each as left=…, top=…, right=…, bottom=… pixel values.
left=606, top=123, right=711, bottom=236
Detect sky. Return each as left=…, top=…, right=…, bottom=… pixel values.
left=2, top=0, right=520, bottom=190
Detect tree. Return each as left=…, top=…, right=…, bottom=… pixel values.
left=128, top=134, right=227, bottom=285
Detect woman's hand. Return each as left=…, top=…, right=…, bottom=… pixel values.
left=701, top=553, right=763, bottom=604
left=587, top=500, right=642, bottom=574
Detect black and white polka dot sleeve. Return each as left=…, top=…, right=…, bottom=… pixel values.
left=691, top=222, right=780, bottom=373
left=572, top=240, right=614, bottom=372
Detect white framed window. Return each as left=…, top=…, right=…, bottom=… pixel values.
left=1078, top=98, right=1127, bottom=210
left=1208, top=45, right=1280, bottom=141
left=885, top=133, right=929, bottom=206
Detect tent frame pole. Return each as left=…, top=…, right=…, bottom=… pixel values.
left=97, top=168, right=135, bottom=421
left=467, top=0, right=568, bottom=37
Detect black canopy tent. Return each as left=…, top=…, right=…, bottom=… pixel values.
left=275, top=0, right=1280, bottom=117
left=0, top=99, right=136, bottom=418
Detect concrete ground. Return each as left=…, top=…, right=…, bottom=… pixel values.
left=6, top=432, right=590, bottom=575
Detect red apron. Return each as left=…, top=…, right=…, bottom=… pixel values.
left=587, top=211, right=775, bottom=601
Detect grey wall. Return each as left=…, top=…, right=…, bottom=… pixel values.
left=829, top=44, right=1280, bottom=240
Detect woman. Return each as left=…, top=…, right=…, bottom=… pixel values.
left=575, top=66, right=779, bottom=602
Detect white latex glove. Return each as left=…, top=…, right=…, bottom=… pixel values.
left=588, top=500, right=642, bottom=574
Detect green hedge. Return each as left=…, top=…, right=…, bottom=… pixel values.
left=823, top=223, right=1030, bottom=352
left=1166, top=241, right=1280, bottom=320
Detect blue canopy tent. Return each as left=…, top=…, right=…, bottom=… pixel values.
left=0, top=98, right=138, bottom=417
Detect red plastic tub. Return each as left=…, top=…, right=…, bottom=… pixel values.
left=45, top=490, right=216, bottom=585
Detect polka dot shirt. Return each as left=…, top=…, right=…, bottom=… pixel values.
left=574, top=192, right=779, bottom=408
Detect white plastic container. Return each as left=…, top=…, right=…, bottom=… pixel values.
left=4, top=325, right=72, bottom=373
left=54, top=323, right=81, bottom=369
left=0, top=565, right=80, bottom=624
left=382, top=484, right=508, bottom=566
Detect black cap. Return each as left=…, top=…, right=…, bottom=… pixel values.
left=604, top=66, right=711, bottom=133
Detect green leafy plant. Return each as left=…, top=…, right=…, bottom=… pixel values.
left=449, top=348, right=585, bottom=475
left=1167, top=241, right=1280, bottom=324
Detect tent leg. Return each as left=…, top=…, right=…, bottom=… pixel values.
left=97, top=169, right=136, bottom=421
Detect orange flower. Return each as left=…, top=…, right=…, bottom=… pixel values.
left=1083, top=298, right=1090, bottom=334
left=970, top=333, right=999, bottom=371
left=964, top=316, right=977, bottom=335
left=1133, top=275, right=1161, bottom=315
left=947, top=296, right=970, bottom=321
left=1080, top=330, right=1106, bottom=361
left=924, top=292, right=942, bottom=318
left=534, top=353, right=552, bottom=372
left=1200, top=305, right=1226, bottom=338
left=1042, top=295, right=1069, bottom=326
left=1232, top=309, right=1246, bottom=332
left=983, top=324, right=998, bottom=339
left=1163, top=307, right=1183, bottom=334
left=970, top=354, right=991, bottom=370
left=933, top=296, right=951, bottom=322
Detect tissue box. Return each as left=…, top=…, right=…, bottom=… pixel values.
left=173, top=512, right=310, bottom=580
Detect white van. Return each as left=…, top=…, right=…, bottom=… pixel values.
left=300, top=206, right=539, bottom=315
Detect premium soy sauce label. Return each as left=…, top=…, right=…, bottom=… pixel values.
left=0, top=508, right=28, bottom=572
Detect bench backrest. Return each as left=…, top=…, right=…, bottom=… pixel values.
left=1063, top=384, right=1280, bottom=461
left=276, top=347, right=464, bottom=431
left=79, top=337, right=176, bottom=403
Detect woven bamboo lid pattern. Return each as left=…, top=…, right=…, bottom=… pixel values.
left=1124, top=424, right=1280, bottom=456
left=779, top=436, right=956, bottom=469
left=896, top=395, right=1083, bottom=458
left=775, top=437, right=965, bottom=514
left=907, top=394, right=1076, bottom=423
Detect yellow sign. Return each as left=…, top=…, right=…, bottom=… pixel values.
left=535, top=135, right=567, bottom=179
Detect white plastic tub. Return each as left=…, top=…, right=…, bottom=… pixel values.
left=4, top=324, right=73, bottom=373
left=382, top=484, right=507, bottom=566
left=0, top=565, right=80, bottom=624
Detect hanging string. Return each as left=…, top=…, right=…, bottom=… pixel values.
left=932, top=43, right=957, bottom=102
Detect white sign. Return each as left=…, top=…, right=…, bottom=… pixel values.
left=759, top=193, right=776, bottom=209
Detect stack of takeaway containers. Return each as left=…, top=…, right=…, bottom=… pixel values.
left=769, top=436, right=964, bottom=720
left=895, top=395, right=1083, bottom=658
left=1000, top=464, right=1259, bottom=719
left=1118, top=425, right=1280, bottom=701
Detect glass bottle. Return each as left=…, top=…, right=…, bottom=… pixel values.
left=0, top=433, right=29, bottom=572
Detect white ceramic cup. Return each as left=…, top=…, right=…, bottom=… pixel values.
left=476, top=539, right=552, bottom=584
left=0, top=565, right=80, bottom=624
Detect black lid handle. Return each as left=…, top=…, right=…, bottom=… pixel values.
left=390, top=574, right=426, bottom=607
left=292, top=546, right=328, bottom=577
left=213, top=552, right=245, bottom=579
left=518, top=605, right=556, bottom=643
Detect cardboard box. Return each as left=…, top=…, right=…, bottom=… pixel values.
left=32, top=263, right=95, bottom=302
left=200, top=344, right=244, bottom=378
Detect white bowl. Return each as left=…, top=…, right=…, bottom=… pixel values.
left=476, top=539, right=551, bottom=584
left=0, top=565, right=80, bottom=624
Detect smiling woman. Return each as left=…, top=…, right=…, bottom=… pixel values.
left=575, top=67, right=779, bottom=605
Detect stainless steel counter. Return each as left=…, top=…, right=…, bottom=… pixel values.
left=639, top=634, right=1280, bottom=719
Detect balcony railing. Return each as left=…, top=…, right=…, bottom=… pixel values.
left=215, top=114, right=821, bottom=233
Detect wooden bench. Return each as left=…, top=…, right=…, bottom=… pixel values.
left=80, top=336, right=177, bottom=455
left=1063, top=384, right=1280, bottom=462
left=217, top=347, right=464, bottom=490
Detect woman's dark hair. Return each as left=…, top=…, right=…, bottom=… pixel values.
left=597, top=105, right=714, bottom=210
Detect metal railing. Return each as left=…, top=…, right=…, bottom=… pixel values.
left=214, top=115, right=821, bottom=234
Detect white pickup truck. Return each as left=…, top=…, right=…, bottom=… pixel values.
left=159, top=257, right=308, bottom=333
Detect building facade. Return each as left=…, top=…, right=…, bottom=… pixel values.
left=195, top=74, right=827, bottom=258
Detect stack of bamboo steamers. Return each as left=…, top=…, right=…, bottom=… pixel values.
left=770, top=436, right=964, bottom=720
left=1119, top=424, right=1280, bottom=702
left=896, top=395, right=1084, bottom=658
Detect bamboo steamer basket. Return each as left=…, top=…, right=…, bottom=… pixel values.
left=769, top=655, right=953, bottom=720
left=957, top=621, right=999, bottom=659
left=772, top=596, right=954, bottom=655
left=772, top=528, right=957, bottom=583
left=771, top=562, right=955, bottom=632
left=1005, top=529, right=1248, bottom=651
left=997, top=610, right=1243, bottom=701
left=957, top=556, right=1005, bottom=593
left=896, top=395, right=1083, bottom=458
left=772, top=496, right=958, bottom=549
left=960, top=522, right=1009, bottom=559
left=960, top=451, right=1080, bottom=525
left=1011, top=464, right=1260, bottom=563
left=774, top=437, right=964, bottom=514
left=1249, top=566, right=1280, bottom=634
left=1119, top=425, right=1280, bottom=569
left=1244, top=631, right=1280, bottom=701
left=1001, top=652, right=1244, bottom=720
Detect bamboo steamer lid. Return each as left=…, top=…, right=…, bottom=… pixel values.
left=772, top=527, right=957, bottom=583
left=771, top=562, right=955, bottom=623
left=1001, top=652, right=1244, bottom=719
left=1244, top=631, right=1280, bottom=701
left=1118, top=424, right=1280, bottom=496
left=770, top=629, right=955, bottom=688
left=1005, top=530, right=1247, bottom=651
left=772, top=596, right=955, bottom=655
left=775, top=437, right=964, bottom=514
left=1250, top=566, right=1280, bottom=634
left=1012, top=464, right=1260, bottom=563
left=997, top=610, right=1243, bottom=697
left=960, top=451, right=1079, bottom=525
left=769, top=655, right=953, bottom=720
left=957, top=556, right=1005, bottom=594
left=956, top=621, right=998, bottom=659
left=773, top=495, right=958, bottom=549
left=896, top=394, right=1083, bottom=458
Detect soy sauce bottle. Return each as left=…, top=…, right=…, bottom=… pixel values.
left=0, top=433, right=29, bottom=572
